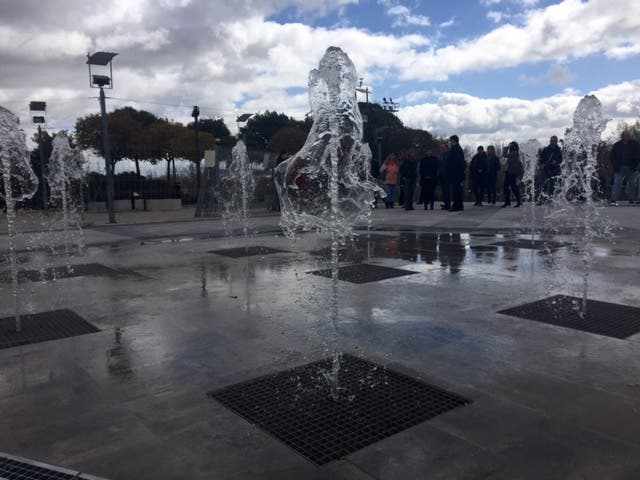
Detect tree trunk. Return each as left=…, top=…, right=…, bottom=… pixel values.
left=172, top=157, right=176, bottom=185
left=166, top=158, right=171, bottom=185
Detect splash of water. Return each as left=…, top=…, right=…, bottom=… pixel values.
left=0, top=106, right=39, bottom=331
left=48, top=133, right=86, bottom=258
left=274, top=46, right=382, bottom=241
left=220, top=140, right=255, bottom=240
left=520, top=139, right=542, bottom=241
left=545, top=95, right=612, bottom=315
left=274, top=47, right=381, bottom=399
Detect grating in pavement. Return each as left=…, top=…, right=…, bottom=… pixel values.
left=208, top=246, right=288, bottom=258
left=308, top=264, right=417, bottom=284
left=489, top=239, right=571, bottom=250
left=0, top=309, right=100, bottom=350
left=209, top=353, right=471, bottom=465
left=0, top=452, right=107, bottom=479
left=9, top=263, right=122, bottom=282
left=498, top=294, right=640, bottom=339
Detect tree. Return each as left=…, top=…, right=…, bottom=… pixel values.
left=242, top=110, right=309, bottom=150
left=269, top=127, right=308, bottom=155
left=188, top=117, right=231, bottom=140
left=75, top=107, right=159, bottom=180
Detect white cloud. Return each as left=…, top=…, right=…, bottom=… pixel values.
left=398, top=0, right=640, bottom=82
left=384, top=2, right=431, bottom=28
left=439, top=17, right=455, bottom=28
left=398, top=80, right=640, bottom=145
left=547, top=64, right=574, bottom=85
left=401, top=90, right=431, bottom=104
left=487, top=10, right=504, bottom=23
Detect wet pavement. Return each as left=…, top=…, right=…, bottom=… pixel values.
left=1, top=203, right=640, bottom=479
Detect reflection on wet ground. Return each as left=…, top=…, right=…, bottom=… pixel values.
left=310, top=232, right=568, bottom=276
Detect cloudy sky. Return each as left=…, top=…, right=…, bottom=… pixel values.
left=1, top=0, right=639, bottom=149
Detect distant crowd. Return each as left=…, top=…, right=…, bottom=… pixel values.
left=373, top=130, right=640, bottom=211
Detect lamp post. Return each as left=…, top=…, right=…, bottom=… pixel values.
left=86, top=51, right=118, bottom=223
left=356, top=78, right=371, bottom=103
left=29, top=101, right=47, bottom=209
left=193, top=106, right=204, bottom=216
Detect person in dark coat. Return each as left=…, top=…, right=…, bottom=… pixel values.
left=400, top=150, right=418, bottom=210
left=447, top=135, right=467, bottom=211
left=501, top=142, right=523, bottom=208
left=538, top=135, right=562, bottom=203
left=610, top=130, right=640, bottom=205
left=272, top=149, right=289, bottom=211
left=485, top=145, right=500, bottom=204
left=438, top=142, right=450, bottom=210
left=419, top=147, right=439, bottom=210
left=469, top=146, right=488, bottom=206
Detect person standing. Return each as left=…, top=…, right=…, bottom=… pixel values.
left=470, top=146, right=488, bottom=206
left=538, top=135, right=562, bottom=203
left=379, top=153, right=399, bottom=208
left=501, top=142, right=523, bottom=208
left=419, top=147, right=439, bottom=210
left=272, top=149, right=289, bottom=211
left=447, top=135, right=467, bottom=211
left=610, top=130, right=640, bottom=205
left=486, top=145, right=501, bottom=205
left=438, top=142, right=451, bottom=210
left=400, top=150, right=418, bottom=210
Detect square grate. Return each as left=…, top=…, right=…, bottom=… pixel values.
left=498, top=295, right=640, bottom=339
left=208, top=246, right=288, bottom=258
left=209, top=354, right=471, bottom=465
left=0, top=309, right=100, bottom=350
left=14, top=263, right=121, bottom=282
left=0, top=453, right=106, bottom=480
left=308, top=264, right=417, bottom=284
left=489, top=239, right=570, bottom=250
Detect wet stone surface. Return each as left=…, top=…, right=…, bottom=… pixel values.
left=208, top=246, right=289, bottom=258
left=490, top=239, right=572, bottom=250
left=1, top=208, right=640, bottom=479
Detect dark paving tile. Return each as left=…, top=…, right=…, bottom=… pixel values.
left=308, top=264, right=418, bottom=284
left=490, top=419, right=640, bottom=480
left=0, top=310, right=99, bottom=350
left=498, top=295, right=640, bottom=339
left=349, top=421, right=501, bottom=480
left=209, top=353, right=471, bottom=465
left=209, top=246, right=288, bottom=258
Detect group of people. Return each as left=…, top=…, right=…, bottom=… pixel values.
left=378, top=135, right=529, bottom=211
left=376, top=129, right=640, bottom=210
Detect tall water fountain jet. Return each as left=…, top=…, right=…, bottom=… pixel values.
left=0, top=106, right=39, bottom=331
left=546, top=95, right=611, bottom=315
left=521, top=139, right=542, bottom=242
left=48, top=133, right=86, bottom=258
left=274, top=47, right=382, bottom=399
left=220, top=139, right=254, bottom=240
left=274, top=47, right=381, bottom=242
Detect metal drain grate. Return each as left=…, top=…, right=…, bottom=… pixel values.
left=0, top=309, right=100, bottom=350
left=0, top=452, right=107, bottom=479
left=490, top=239, right=570, bottom=250
left=13, top=263, right=122, bottom=282
left=308, top=264, right=417, bottom=284
left=208, top=246, right=288, bottom=258
left=498, top=295, right=640, bottom=339
left=209, top=353, right=471, bottom=465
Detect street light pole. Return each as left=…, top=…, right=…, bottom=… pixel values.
left=193, top=106, right=205, bottom=217
left=99, top=86, right=116, bottom=223
left=86, top=51, right=118, bottom=224
left=37, top=125, right=47, bottom=209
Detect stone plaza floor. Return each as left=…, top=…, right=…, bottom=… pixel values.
left=1, top=202, right=640, bottom=479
